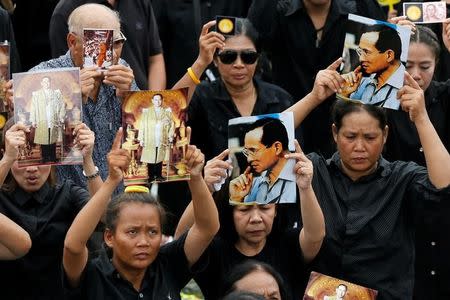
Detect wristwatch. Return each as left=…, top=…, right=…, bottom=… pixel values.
left=83, top=166, right=100, bottom=180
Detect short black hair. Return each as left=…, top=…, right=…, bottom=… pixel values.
left=246, top=117, right=289, bottom=151
left=220, top=260, right=289, bottom=300
left=234, top=18, right=261, bottom=53
left=410, top=26, right=441, bottom=63
left=221, top=291, right=265, bottom=300
left=332, top=100, right=387, bottom=132
left=364, top=24, right=402, bottom=60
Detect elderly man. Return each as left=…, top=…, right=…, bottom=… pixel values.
left=341, top=24, right=405, bottom=109
left=29, top=3, right=137, bottom=191
left=229, top=117, right=296, bottom=204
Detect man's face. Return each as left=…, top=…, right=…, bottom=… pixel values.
left=152, top=95, right=162, bottom=107
left=243, top=127, right=280, bottom=174
left=336, top=285, right=347, bottom=297
left=41, top=77, right=50, bottom=89
left=358, top=32, right=390, bottom=75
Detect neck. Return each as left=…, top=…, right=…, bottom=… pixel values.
left=303, top=0, right=331, bottom=17
left=375, top=61, right=401, bottom=89
left=235, top=238, right=266, bottom=256
left=223, top=80, right=257, bottom=116
left=112, top=258, right=146, bottom=291
left=267, top=156, right=287, bottom=185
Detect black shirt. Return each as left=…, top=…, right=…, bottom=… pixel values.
left=188, top=78, right=293, bottom=161
left=152, top=0, right=252, bottom=87
left=307, top=152, right=450, bottom=300
left=49, top=0, right=162, bottom=89
left=64, top=233, right=204, bottom=300
left=248, top=0, right=385, bottom=157
left=194, top=229, right=304, bottom=300
left=0, top=181, right=89, bottom=300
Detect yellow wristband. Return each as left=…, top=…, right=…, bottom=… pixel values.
left=124, top=185, right=150, bottom=193
left=187, top=67, right=201, bottom=85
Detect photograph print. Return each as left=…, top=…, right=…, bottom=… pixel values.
left=404, top=2, right=447, bottom=24
left=338, top=14, right=411, bottom=110
left=303, top=271, right=378, bottom=300
left=12, top=68, right=83, bottom=167
left=83, top=28, right=114, bottom=69
left=228, top=112, right=296, bottom=205
left=121, top=88, right=189, bottom=186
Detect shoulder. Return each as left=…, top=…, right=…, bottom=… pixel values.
left=193, top=80, right=222, bottom=99
left=55, top=180, right=90, bottom=206
left=255, top=78, right=293, bottom=107
left=29, top=54, right=72, bottom=70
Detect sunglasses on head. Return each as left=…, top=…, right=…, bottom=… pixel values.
left=217, top=50, right=259, bottom=65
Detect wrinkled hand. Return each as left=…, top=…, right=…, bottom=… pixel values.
left=397, top=72, right=427, bottom=123
left=3, top=124, right=28, bottom=162
left=311, top=58, right=345, bottom=101
left=340, top=65, right=363, bottom=97
left=443, top=18, right=450, bottom=53
left=229, top=166, right=253, bottom=202
left=103, top=64, right=134, bottom=97
left=285, top=140, right=313, bottom=190
left=73, top=123, right=94, bottom=158
left=107, top=128, right=131, bottom=183
left=80, top=66, right=102, bottom=102
left=204, top=149, right=232, bottom=193
left=389, top=16, right=416, bottom=35
left=197, top=20, right=225, bottom=67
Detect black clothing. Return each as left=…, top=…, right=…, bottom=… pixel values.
left=49, top=0, right=162, bottom=89
left=248, top=0, right=385, bottom=157
left=384, top=80, right=450, bottom=300
left=0, top=181, right=89, bottom=300
left=0, top=7, right=20, bottom=73
left=188, top=78, right=293, bottom=161
left=195, top=229, right=304, bottom=300
left=64, top=233, right=203, bottom=300
left=152, top=0, right=252, bottom=87
left=307, top=152, right=450, bottom=300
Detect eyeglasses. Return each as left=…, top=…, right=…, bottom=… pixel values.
left=355, top=47, right=380, bottom=58
left=242, top=145, right=268, bottom=158
left=217, top=50, right=259, bottom=65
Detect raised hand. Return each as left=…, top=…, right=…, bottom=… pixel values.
left=285, top=140, right=313, bottom=190
left=229, top=166, right=253, bottom=202
left=73, top=123, right=95, bottom=158
left=106, top=128, right=131, bottom=183
left=3, top=124, right=28, bottom=162
left=204, top=149, right=232, bottom=193
left=185, top=145, right=205, bottom=178
left=197, top=20, right=226, bottom=67
left=397, top=72, right=427, bottom=123
left=80, top=66, right=102, bottom=102
left=311, top=58, right=345, bottom=101
left=389, top=16, right=417, bottom=35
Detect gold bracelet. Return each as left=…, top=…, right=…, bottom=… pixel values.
left=187, top=67, right=201, bottom=85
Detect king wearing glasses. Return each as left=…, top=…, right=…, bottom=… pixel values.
left=229, top=117, right=296, bottom=204
left=188, top=18, right=294, bottom=162
left=340, top=24, right=405, bottom=110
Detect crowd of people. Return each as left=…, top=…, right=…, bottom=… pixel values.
left=0, top=0, right=450, bottom=300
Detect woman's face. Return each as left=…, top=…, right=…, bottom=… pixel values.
left=333, top=110, right=387, bottom=181
left=234, top=269, right=282, bottom=300
left=233, top=204, right=276, bottom=248
left=105, top=202, right=162, bottom=272
left=406, top=42, right=436, bottom=91
left=11, top=162, right=51, bottom=192
left=215, top=35, right=258, bottom=89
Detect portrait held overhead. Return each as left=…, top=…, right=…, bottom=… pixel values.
left=12, top=68, right=83, bottom=167
left=121, top=89, right=189, bottom=185
left=338, top=14, right=411, bottom=110
left=228, top=112, right=296, bottom=205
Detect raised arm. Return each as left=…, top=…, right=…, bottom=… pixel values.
left=285, top=58, right=344, bottom=128
left=0, top=213, right=31, bottom=260
left=171, top=20, right=225, bottom=102
left=63, top=128, right=130, bottom=287
left=285, top=140, right=325, bottom=263
left=0, top=123, right=28, bottom=185
left=183, top=136, right=220, bottom=267
left=398, top=72, right=450, bottom=188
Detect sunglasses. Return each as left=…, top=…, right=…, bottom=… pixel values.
left=217, top=50, right=259, bottom=65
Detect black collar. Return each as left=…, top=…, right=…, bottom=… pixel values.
left=216, top=78, right=280, bottom=105
left=13, top=182, right=51, bottom=206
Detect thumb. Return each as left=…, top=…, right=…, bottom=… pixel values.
left=326, top=57, right=343, bottom=71
left=214, top=148, right=230, bottom=161
left=354, top=65, right=362, bottom=74
left=244, top=166, right=252, bottom=175
left=112, top=127, right=123, bottom=150
left=186, top=126, right=192, bottom=144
